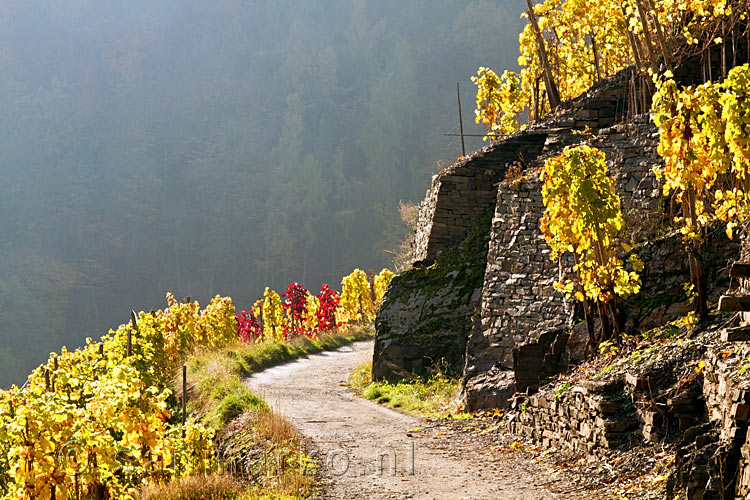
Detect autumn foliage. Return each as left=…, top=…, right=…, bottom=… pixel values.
left=0, top=295, right=232, bottom=499
left=234, top=268, right=395, bottom=342
left=652, top=64, right=750, bottom=319
left=541, top=145, right=642, bottom=348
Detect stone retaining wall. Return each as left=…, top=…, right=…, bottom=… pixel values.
left=413, top=133, right=548, bottom=262
left=510, top=379, right=637, bottom=457
left=413, top=67, right=636, bottom=264
left=461, top=119, right=666, bottom=408
left=373, top=212, right=491, bottom=381
left=460, top=171, right=573, bottom=409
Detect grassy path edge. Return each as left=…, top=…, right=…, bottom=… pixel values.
left=141, top=327, right=374, bottom=500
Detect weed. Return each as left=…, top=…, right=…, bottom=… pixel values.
left=185, top=327, right=374, bottom=431
left=554, top=382, right=571, bottom=399
left=599, top=340, right=619, bottom=359
left=349, top=363, right=462, bottom=419
left=137, top=474, right=244, bottom=500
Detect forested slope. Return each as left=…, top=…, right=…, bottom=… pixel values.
left=0, top=0, right=522, bottom=387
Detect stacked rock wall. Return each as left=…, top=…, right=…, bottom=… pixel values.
left=373, top=212, right=491, bottom=380
left=510, top=379, right=638, bottom=457
left=413, top=68, right=636, bottom=264
left=378, top=60, right=745, bottom=410
left=413, top=134, right=548, bottom=262
left=461, top=119, right=666, bottom=408
left=381, top=67, right=639, bottom=389
left=460, top=171, right=573, bottom=409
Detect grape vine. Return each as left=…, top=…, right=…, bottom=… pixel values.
left=541, top=144, right=643, bottom=348
left=473, top=0, right=746, bottom=136
left=652, top=64, right=750, bottom=319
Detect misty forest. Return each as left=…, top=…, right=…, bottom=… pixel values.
left=0, top=0, right=521, bottom=387
left=5, top=0, right=750, bottom=498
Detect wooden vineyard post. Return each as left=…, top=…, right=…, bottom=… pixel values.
left=126, top=309, right=138, bottom=358
left=182, top=365, right=187, bottom=438
left=525, top=0, right=561, bottom=110
left=634, top=0, right=659, bottom=72
left=591, top=34, right=602, bottom=82
left=456, top=82, right=466, bottom=156
left=644, top=0, right=673, bottom=70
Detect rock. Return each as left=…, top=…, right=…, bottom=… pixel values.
left=460, top=369, right=516, bottom=411
left=625, top=372, right=653, bottom=392
left=579, top=378, right=623, bottom=394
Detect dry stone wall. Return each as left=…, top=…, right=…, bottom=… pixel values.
left=384, top=66, right=638, bottom=389
left=379, top=61, right=741, bottom=413
left=372, top=212, right=491, bottom=381
left=510, top=379, right=638, bottom=457
left=461, top=119, right=666, bottom=409
left=413, top=67, right=635, bottom=264
left=508, top=341, right=750, bottom=498
left=460, top=171, right=573, bottom=410
left=413, top=134, right=549, bottom=262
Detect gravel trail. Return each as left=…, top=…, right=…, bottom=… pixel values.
left=247, top=340, right=568, bottom=500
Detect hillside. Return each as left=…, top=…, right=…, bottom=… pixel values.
left=5, top=1, right=750, bottom=499
left=374, top=0, right=750, bottom=497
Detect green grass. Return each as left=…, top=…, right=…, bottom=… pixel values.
left=185, top=326, right=374, bottom=431
left=348, top=362, right=469, bottom=419
left=153, top=326, right=375, bottom=500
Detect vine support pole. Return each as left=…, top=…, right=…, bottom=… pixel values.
left=182, top=365, right=187, bottom=438
left=645, top=0, right=673, bottom=70
left=456, top=82, right=466, bottom=156
left=525, top=0, right=561, bottom=110
left=635, top=0, right=659, bottom=72
left=591, top=34, right=602, bottom=82
left=683, top=189, right=709, bottom=321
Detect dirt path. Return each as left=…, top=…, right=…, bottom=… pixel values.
left=247, top=340, right=568, bottom=500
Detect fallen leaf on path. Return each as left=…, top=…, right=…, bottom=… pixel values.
left=509, top=441, right=524, bottom=450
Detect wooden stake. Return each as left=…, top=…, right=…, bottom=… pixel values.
left=456, top=82, right=466, bottom=156
left=722, top=18, right=727, bottom=78
left=591, top=34, right=602, bottom=82
left=182, top=365, right=187, bottom=438
left=525, top=0, right=561, bottom=109
left=445, top=133, right=502, bottom=138
left=645, top=0, right=673, bottom=70
left=622, top=6, right=643, bottom=72
left=533, top=74, right=541, bottom=122
left=44, top=369, right=50, bottom=392
left=130, top=310, right=138, bottom=334
left=127, top=329, right=132, bottom=358
left=635, top=0, right=659, bottom=71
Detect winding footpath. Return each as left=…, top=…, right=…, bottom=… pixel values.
left=247, top=340, right=568, bottom=500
